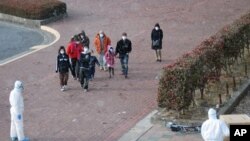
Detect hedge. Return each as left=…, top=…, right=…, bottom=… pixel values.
left=158, top=11, right=250, bottom=112
left=0, top=0, right=66, bottom=20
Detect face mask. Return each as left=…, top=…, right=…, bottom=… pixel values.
left=99, top=34, right=104, bottom=38
left=122, top=36, right=126, bottom=40
left=20, top=85, right=24, bottom=91
left=155, top=27, right=159, bottom=30
left=60, top=50, right=64, bottom=54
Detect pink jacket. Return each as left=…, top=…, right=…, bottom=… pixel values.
left=105, top=51, right=115, bottom=68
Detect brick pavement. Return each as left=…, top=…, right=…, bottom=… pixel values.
left=0, top=0, right=250, bottom=141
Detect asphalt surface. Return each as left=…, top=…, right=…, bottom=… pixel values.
left=0, top=0, right=249, bottom=141
left=0, top=21, right=55, bottom=61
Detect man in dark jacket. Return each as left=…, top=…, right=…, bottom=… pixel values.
left=151, top=23, right=163, bottom=62
left=115, top=32, right=132, bottom=78
left=56, top=46, right=72, bottom=91
left=79, top=47, right=91, bottom=92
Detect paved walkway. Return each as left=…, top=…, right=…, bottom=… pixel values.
left=0, top=0, right=250, bottom=141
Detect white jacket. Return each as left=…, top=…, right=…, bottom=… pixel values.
left=201, top=108, right=229, bottom=141
left=9, top=81, right=24, bottom=115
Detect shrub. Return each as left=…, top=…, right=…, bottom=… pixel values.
left=158, top=11, right=250, bottom=112
left=0, top=0, right=66, bottom=20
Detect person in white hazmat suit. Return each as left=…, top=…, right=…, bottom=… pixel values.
left=201, top=108, right=229, bottom=141
left=9, top=81, right=29, bottom=141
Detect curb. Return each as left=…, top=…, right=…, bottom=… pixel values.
left=0, top=13, right=67, bottom=28
left=117, top=110, right=158, bottom=141
left=0, top=25, right=60, bottom=66
left=219, top=79, right=250, bottom=115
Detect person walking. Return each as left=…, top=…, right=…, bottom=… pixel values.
left=79, top=47, right=91, bottom=92
left=56, top=46, right=72, bottom=91
left=66, top=36, right=82, bottom=79
left=201, top=108, right=229, bottom=141
left=75, top=37, right=83, bottom=80
left=151, top=23, right=163, bottom=62
left=89, top=50, right=100, bottom=80
left=9, top=80, right=29, bottom=141
left=79, top=30, right=90, bottom=48
left=105, top=46, right=115, bottom=78
left=115, top=32, right=132, bottom=78
left=94, top=30, right=111, bottom=71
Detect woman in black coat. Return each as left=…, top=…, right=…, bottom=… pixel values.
left=56, top=46, right=72, bottom=91
left=151, top=23, right=163, bottom=62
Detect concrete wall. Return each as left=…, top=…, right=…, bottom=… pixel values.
left=0, top=13, right=67, bottom=28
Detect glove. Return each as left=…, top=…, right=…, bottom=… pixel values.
left=55, top=70, right=58, bottom=73
left=17, top=114, right=22, bottom=120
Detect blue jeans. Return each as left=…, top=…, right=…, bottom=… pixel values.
left=99, top=52, right=106, bottom=68
left=120, top=54, right=129, bottom=76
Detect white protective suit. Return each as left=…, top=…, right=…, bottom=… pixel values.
left=201, top=108, right=229, bottom=141
left=9, top=81, right=27, bottom=141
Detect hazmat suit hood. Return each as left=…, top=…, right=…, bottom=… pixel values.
left=14, top=80, right=24, bottom=93
left=208, top=108, right=217, bottom=120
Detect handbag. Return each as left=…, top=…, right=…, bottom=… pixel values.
left=152, top=40, right=160, bottom=46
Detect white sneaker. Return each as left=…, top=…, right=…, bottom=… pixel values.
left=104, top=67, right=107, bottom=71
left=84, top=89, right=88, bottom=92
left=63, top=85, right=67, bottom=90
left=61, top=86, right=64, bottom=92
left=100, top=66, right=103, bottom=70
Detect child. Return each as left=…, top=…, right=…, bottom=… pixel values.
left=56, top=46, right=72, bottom=91
left=105, top=45, right=115, bottom=78
left=89, top=50, right=100, bottom=80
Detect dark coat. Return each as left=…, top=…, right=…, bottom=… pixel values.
left=115, top=39, right=132, bottom=56
left=56, top=54, right=71, bottom=73
left=89, top=56, right=100, bottom=68
left=79, top=53, right=90, bottom=69
left=151, top=29, right=163, bottom=50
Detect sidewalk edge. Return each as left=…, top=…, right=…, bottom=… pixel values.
left=118, top=110, right=158, bottom=141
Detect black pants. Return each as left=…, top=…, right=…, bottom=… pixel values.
left=79, top=68, right=89, bottom=89
left=75, top=60, right=80, bottom=79
left=69, top=58, right=77, bottom=77
left=108, top=67, right=114, bottom=77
